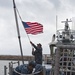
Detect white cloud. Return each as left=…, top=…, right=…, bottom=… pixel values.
left=0, top=0, right=75, bottom=55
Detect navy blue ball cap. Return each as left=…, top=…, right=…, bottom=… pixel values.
left=28, top=61, right=36, bottom=68
left=37, top=43, right=42, bottom=46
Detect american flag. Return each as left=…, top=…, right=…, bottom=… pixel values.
left=22, top=21, right=43, bottom=35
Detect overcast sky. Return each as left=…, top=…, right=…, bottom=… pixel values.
left=0, top=0, right=75, bottom=56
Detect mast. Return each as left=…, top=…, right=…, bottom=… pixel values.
left=13, top=0, right=24, bottom=64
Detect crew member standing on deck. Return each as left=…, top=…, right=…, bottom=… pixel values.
left=30, top=41, right=43, bottom=65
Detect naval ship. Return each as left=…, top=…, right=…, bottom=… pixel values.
left=7, top=19, right=75, bottom=75
left=3, top=0, right=75, bottom=75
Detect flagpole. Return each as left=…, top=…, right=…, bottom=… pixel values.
left=13, top=0, right=24, bottom=64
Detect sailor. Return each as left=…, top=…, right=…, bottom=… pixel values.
left=30, top=41, right=43, bottom=65
left=13, top=61, right=36, bottom=75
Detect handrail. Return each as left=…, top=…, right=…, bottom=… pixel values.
left=14, top=69, right=42, bottom=75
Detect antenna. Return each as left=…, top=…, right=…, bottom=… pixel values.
left=56, top=15, right=58, bottom=33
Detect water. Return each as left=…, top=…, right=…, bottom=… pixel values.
left=0, top=60, right=10, bottom=75
left=0, top=60, right=28, bottom=75
left=0, top=60, right=51, bottom=75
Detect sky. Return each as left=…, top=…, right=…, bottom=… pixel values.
left=0, top=0, right=75, bottom=56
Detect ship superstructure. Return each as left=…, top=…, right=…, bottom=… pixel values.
left=49, top=19, right=75, bottom=75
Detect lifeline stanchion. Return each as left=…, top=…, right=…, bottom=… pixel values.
left=4, top=65, right=7, bottom=75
